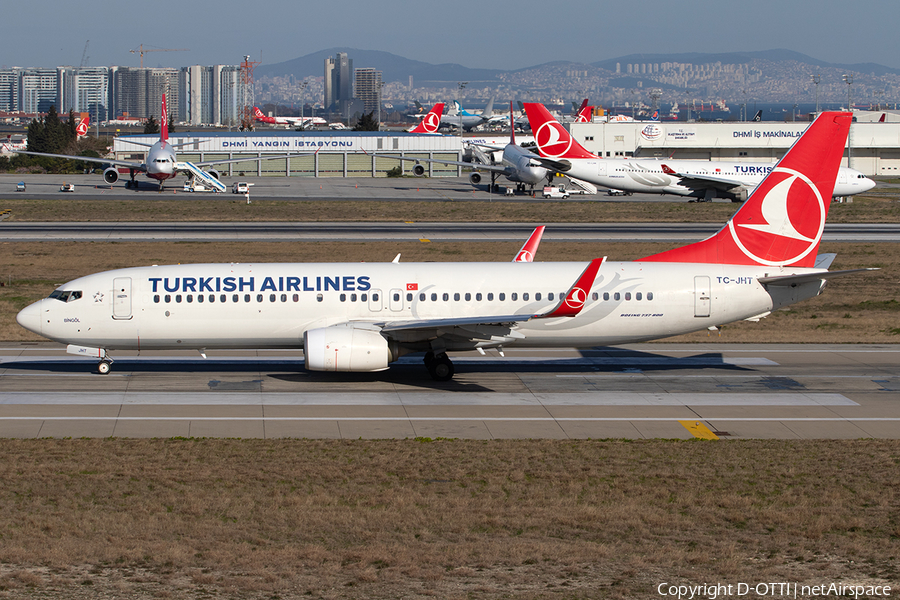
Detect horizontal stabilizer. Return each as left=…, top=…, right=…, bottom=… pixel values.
left=758, top=268, right=879, bottom=286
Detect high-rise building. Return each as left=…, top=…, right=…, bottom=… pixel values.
left=354, top=68, right=382, bottom=115
left=0, top=69, right=20, bottom=112
left=58, top=67, right=109, bottom=121
left=111, top=67, right=179, bottom=120
left=324, top=52, right=353, bottom=111
left=18, top=68, right=57, bottom=113
left=179, top=65, right=241, bottom=126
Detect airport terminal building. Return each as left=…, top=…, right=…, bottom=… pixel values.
left=112, top=131, right=464, bottom=178
left=112, top=118, right=900, bottom=178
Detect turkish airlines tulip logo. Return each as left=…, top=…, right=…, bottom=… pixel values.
left=565, top=287, right=587, bottom=309
left=729, top=167, right=825, bottom=266
left=76, top=120, right=88, bottom=136
left=535, top=120, right=573, bottom=158
left=515, top=250, right=533, bottom=262
left=422, top=112, right=440, bottom=133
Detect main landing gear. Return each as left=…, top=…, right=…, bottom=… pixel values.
left=423, top=351, right=454, bottom=381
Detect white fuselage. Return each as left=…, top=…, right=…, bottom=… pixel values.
left=501, top=145, right=549, bottom=185
left=144, top=141, right=178, bottom=181
left=563, top=158, right=873, bottom=199
left=17, top=261, right=826, bottom=354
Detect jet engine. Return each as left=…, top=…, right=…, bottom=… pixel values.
left=303, top=325, right=396, bottom=372
left=206, top=169, right=220, bottom=180
left=468, top=172, right=482, bottom=185
left=103, top=167, right=119, bottom=184
left=412, top=164, right=426, bottom=177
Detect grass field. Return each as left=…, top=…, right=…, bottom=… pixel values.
left=0, top=439, right=896, bottom=599
left=0, top=190, right=898, bottom=223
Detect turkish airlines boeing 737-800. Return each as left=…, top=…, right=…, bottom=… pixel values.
left=523, top=102, right=875, bottom=201
left=17, top=112, right=872, bottom=380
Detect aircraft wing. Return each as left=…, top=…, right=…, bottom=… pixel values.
left=374, top=153, right=510, bottom=174
left=192, top=152, right=313, bottom=168
left=16, top=150, right=146, bottom=171
left=373, top=257, right=605, bottom=343
left=661, top=164, right=745, bottom=190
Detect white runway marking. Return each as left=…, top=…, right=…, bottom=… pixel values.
left=0, top=392, right=857, bottom=406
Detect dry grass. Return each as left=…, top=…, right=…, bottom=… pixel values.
left=0, top=439, right=896, bottom=599
left=1, top=240, right=897, bottom=343
left=0, top=190, right=898, bottom=223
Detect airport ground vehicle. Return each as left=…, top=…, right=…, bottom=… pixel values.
left=542, top=185, right=570, bottom=199
left=232, top=182, right=250, bottom=194
left=60, top=183, right=74, bottom=192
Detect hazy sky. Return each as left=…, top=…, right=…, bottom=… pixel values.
left=6, top=0, right=899, bottom=72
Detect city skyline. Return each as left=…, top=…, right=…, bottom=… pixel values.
left=6, top=0, right=900, bottom=72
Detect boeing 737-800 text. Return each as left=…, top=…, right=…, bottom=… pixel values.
left=17, top=113, right=872, bottom=380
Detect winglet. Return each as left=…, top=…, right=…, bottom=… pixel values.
left=538, top=257, right=605, bottom=318
left=513, top=226, right=545, bottom=262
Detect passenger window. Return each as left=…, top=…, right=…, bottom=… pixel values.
left=361, top=294, right=368, bottom=302
left=535, top=293, right=541, bottom=301
left=187, top=295, right=193, bottom=303
left=196, top=295, right=203, bottom=303
left=603, top=292, right=610, bottom=301
left=591, top=292, right=598, bottom=301
left=406, top=293, right=413, bottom=302
left=647, top=292, right=654, bottom=301
left=614, top=292, right=620, bottom=301
left=465, top=293, right=471, bottom=301
left=393, top=293, right=400, bottom=302
left=233, top=294, right=239, bottom=303
left=442, top=293, right=449, bottom=301
left=244, top=294, right=251, bottom=302
left=372, top=293, right=379, bottom=302
left=293, top=294, right=299, bottom=302
left=175, top=295, right=182, bottom=303
left=270, top=294, right=276, bottom=302
left=487, top=293, right=493, bottom=301
left=523, top=293, right=529, bottom=301
left=209, top=295, right=215, bottom=303
left=281, top=294, right=287, bottom=302
left=431, top=293, right=437, bottom=301
left=625, top=292, right=631, bottom=301
left=165, top=295, right=171, bottom=303
left=419, top=293, right=425, bottom=301
left=317, top=294, right=323, bottom=302
left=636, top=292, right=642, bottom=301
left=549, top=293, right=554, bottom=301
left=511, top=293, right=517, bottom=301
left=499, top=293, right=505, bottom=301
left=340, top=293, right=346, bottom=302
left=351, top=293, right=357, bottom=302
left=256, top=294, right=263, bottom=302
left=454, top=293, right=460, bottom=301
left=475, top=293, right=482, bottom=301
left=154, top=295, right=160, bottom=303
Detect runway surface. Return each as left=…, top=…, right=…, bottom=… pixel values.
left=3, top=222, right=897, bottom=242
left=1, top=343, right=897, bottom=440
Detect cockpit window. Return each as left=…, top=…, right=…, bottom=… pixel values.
left=48, top=290, right=82, bottom=302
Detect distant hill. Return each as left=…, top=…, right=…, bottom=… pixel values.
left=594, top=49, right=900, bottom=78
left=257, top=48, right=503, bottom=84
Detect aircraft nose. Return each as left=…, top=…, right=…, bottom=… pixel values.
left=16, top=300, right=43, bottom=335
left=862, top=177, right=876, bottom=192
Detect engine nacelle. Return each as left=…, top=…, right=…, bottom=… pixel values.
left=468, top=172, right=482, bottom=185
left=304, top=325, right=393, bottom=372
left=103, top=167, right=119, bottom=184
left=206, top=169, right=220, bottom=180
left=412, top=164, right=426, bottom=177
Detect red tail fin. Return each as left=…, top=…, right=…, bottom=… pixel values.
left=514, top=225, right=544, bottom=262
left=409, top=103, right=444, bottom=133
left=522, top=103, right=596, bottom=160
left=160, top=94, right=169, bottom=143
left=509, top=100, right=515, bottom=146
left=641, top=112, right=852, bottom=267
left=75, top=113, right=89, bottom=137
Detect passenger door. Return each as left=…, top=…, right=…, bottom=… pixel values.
left=112, top=277, right=132, bottom=320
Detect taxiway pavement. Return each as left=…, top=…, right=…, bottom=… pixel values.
left=1, top=343, right=896, bottom=440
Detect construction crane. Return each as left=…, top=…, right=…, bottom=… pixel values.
left=80, top=40, right=89, bottom=68
left=130, top=44, right=188, bottom=68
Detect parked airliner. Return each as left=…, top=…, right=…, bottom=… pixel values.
left=20, top=95, right=307, bottom=190
left=17, top=112, right=873, bottom=380
left=253, top=107, right=327, bottom=129
left=523, top=103, right=876, bottom=201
